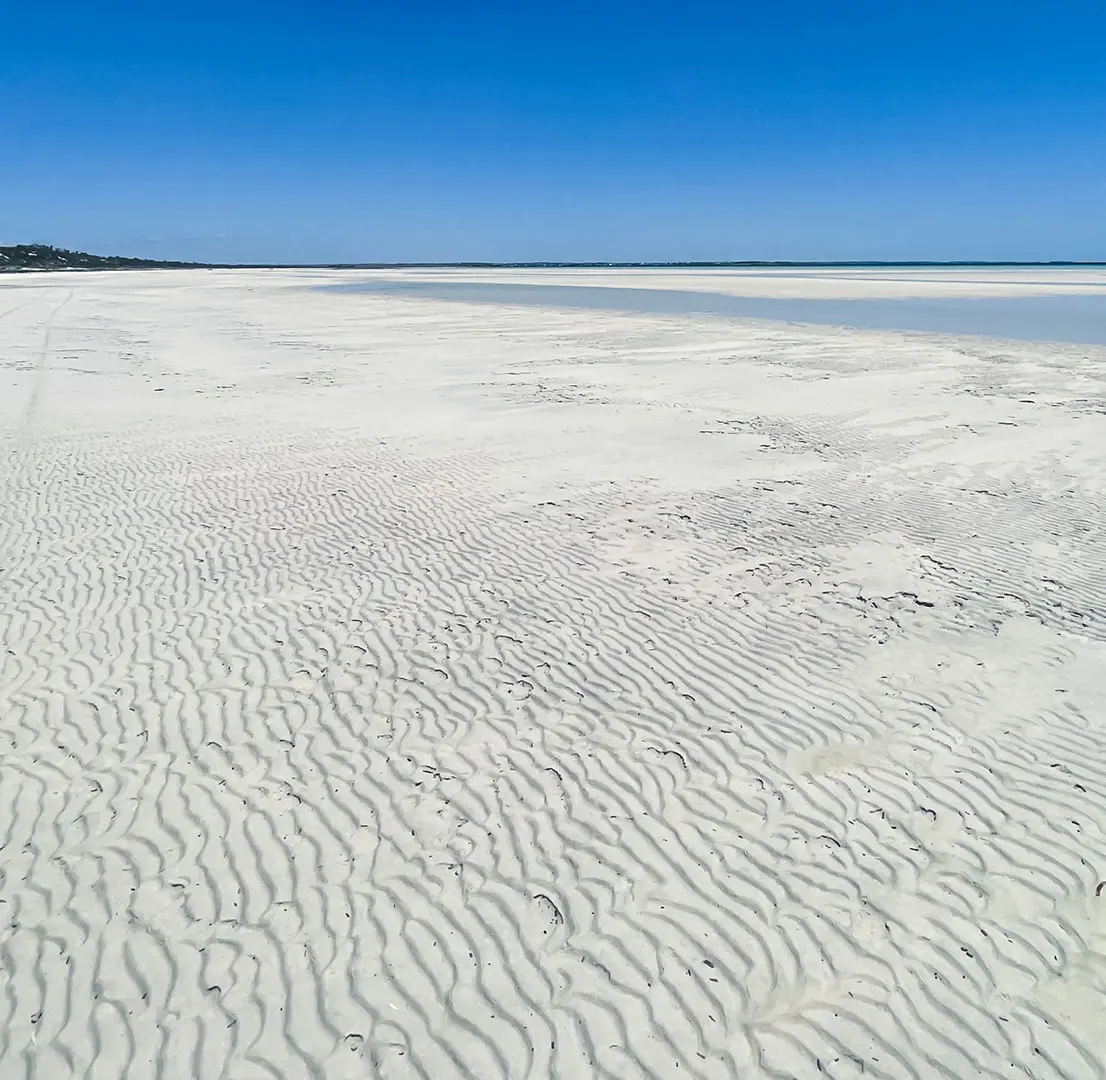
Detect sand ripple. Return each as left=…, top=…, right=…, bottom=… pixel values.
left=2, top=270, right=1105, bottom=1079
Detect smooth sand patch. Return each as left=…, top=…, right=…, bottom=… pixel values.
left=2, top=269, right=1105, bottom=1079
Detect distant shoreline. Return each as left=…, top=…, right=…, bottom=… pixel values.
left=3, top=245, right=1105, bottom=273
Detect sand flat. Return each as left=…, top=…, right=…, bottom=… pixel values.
left=362, top=263, right=1106, bottom=298
left=2, top=269, right=1105, bottom=1080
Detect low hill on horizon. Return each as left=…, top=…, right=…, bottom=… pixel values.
left=0, top=244, right=202, bottom=272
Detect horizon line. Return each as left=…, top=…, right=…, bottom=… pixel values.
left=4, top=246, right=1106, bottom=272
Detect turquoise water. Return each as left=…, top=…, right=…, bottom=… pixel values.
left=328, top=280, right=1106, bottom=345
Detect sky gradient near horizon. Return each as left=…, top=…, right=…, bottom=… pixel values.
left=3, top=1, right=1105, bottom=264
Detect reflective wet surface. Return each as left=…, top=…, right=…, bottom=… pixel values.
left=330, top=279, right=1106, bottom=344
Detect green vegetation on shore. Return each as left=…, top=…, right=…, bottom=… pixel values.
left=0, top=245, right=201, bottom=272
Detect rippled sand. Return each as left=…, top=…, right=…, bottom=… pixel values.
left=2, top=269, right=1105, bottom=1080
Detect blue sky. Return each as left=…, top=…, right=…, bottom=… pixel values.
left=3, top=1, right=1105, bottom=263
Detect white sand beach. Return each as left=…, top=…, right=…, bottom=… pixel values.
left=2, top=268, right=1105, bottom=1080
left=354, top=264, right=1106, bottom=298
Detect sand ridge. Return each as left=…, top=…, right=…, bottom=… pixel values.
left=1, top=269, right=1105, bottom=1079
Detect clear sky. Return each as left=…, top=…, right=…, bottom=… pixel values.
left=3, top=1, right=1105, bottom=263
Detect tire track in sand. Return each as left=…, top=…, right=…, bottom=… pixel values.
left=17, top=289, right=73, bottom=434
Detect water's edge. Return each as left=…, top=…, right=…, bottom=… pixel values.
left=325, top=280, right=1106, bottom=346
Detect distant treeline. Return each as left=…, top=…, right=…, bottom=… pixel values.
left=0, top=245, right=202, bottom=272
left=3, top=245, right=1102, bottom=272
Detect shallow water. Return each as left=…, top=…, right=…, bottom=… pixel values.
left=329, top=279, right=1106, bottom=345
